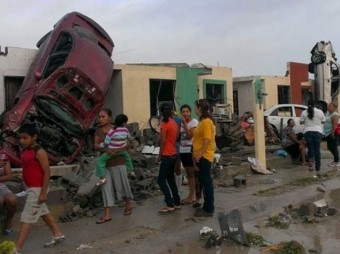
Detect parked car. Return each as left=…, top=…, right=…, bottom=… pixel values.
left=0, top=12, right=114, bottom=166
left=264, top=104, right=308, bottom=136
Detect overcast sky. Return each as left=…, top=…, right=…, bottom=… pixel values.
left=1, top=0, right=340, bottom=76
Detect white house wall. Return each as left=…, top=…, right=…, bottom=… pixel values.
left=0, top=46, right=37, bottom=113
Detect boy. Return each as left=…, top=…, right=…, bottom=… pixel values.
left=14, top=123, right=64, bottom=254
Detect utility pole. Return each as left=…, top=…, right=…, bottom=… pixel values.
left=253, top=79, right=267, bottom=168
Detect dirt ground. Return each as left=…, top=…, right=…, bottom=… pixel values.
left=2, top=145, right=340, bottom=254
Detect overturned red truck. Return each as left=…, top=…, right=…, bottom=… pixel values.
left=0, top=12, right=114, bottom=166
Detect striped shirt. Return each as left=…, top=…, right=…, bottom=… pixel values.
left=99, top=127, right=130, bottom=149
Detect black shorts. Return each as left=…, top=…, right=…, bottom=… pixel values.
left=180, top=153, right=194, bottom=167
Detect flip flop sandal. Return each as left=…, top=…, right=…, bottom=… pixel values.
left=158, top=207, right=175, bottom=214
left=124, top=208, right=132, bottom=216
left=180, top=199, right=195, bottom=205
left=96, top=217, right=112, bottom=224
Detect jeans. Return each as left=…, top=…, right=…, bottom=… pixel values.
left=157, top=155, right=180, bottom=207
left=197, top=157, right=214, bottom=213
left=304, top=131, right=323, bottom=171
left=326, top=134, right=339, bottom=163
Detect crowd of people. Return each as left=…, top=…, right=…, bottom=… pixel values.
left=0, top=99, right=217, bottom=253
left=282, top=99, right=339, bottom=177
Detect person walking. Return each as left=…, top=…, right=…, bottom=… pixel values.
left=300, top=99, right=326, bottom=177
left=94, top=109, right=134, bottom=223
left=157, top=102, right=181, bottom=213
left=324, top=102, right=340, bottom=167
left=15, top=123, right=65, bottom=254
left=178, top=104, right=198, bottom=205
left=95, top=114, right=134, bottom=186
left=192, top=99, right=216, bottom=217
left=0, top=140, right=17, bottom=236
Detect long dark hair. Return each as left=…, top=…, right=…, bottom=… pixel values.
left=195, top=99, right=214, bottom=122
left=307, top=99, right=315, bottom=120
left=160, top=102, right=173, bottom=123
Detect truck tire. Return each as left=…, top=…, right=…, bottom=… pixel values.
left=311, top=52, right=326, bottom=64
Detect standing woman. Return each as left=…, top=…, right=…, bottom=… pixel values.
left=300, top=99, right=325, bottom=176
left=192, top=99, right=216, bottom=217
left=157, top=102, right=181, bottom=213
left=179, top=104, right=198, bottom=204
left=95, top=109, right=133, bottom=224
left=325, top=102, right=340, bottom=167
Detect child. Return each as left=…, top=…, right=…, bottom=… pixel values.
left=297, top=133, right=307, bottom=165
left=14, top=123, right=64, bottom=254
left=95, top=114, right=134, bottom=186
left=0, top=140, right=17, bottom=236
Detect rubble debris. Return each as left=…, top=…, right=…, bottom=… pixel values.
left=218, top=209, right=250, bottom=246
left=233, top=175, right=247, bottom=187
left=199, top=227, right=222, bottom=248
left=261, top=240, right=305, bottom=254
left=248, top=157, right=273, bottom=175
left=76, top=243, right=93, bottom=250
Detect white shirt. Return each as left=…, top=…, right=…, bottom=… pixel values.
left=300, top=107, right=325, bottom=134
left=179, top=118, right=198, bottom=153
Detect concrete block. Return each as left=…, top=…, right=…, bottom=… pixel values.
left=62, top=172, right=87, bottom=187
left=76, top=174, right=100, bottom=198
left=47, top=186, right=68, bottom=205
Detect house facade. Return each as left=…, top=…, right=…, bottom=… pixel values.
left=233, top=62, right=312, bottom=116
left=0, top=47, right=233, bottom=128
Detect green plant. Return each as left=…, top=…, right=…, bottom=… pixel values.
left=0, top=241, right=15, bottom=254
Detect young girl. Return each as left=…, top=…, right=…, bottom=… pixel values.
left=95, top=114, right=134, bottom=186
left=0, top=141, right=17, bottom=236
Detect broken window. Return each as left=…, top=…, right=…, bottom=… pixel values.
left=42, top=32, right=72, bottom=78
left=4, top=76, right=24, bottom=109
left=205, top=83, right=224, bottom=106
left=278, top=86, right=290, bottom=104
left=149, top=79, right=176, bottom=117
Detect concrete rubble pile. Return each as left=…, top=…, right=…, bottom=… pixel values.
left=3, top=122, right=281, bottom=222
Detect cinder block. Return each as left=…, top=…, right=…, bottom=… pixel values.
left=77, top=174, right=100, bottom=198
left=62, top=172, right=86, bottom=187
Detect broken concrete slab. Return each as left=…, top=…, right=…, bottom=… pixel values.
left=218, top=209, right=250, bottom=246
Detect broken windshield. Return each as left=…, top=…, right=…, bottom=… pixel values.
left=34, top=98, right=84, bottom=137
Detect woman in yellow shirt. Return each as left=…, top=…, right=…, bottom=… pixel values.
left=192, top=99, right=215, bottom=217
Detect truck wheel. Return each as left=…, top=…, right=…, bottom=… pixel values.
left=311, top=52, right=326, bottom=64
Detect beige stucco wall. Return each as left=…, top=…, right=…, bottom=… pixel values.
left=114, top=64, right=176, bottom=128
left=0, top=46, right=37, bottom=113
left=233, top=75, right=290, bottom=116
left=262, top=76, right=290, bottom=110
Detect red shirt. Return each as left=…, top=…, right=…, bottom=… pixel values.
left=160, top=118, right=178, bottom=156
left=22, top=146, right=44, bottom=187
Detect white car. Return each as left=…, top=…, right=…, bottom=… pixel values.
left=264, top=104, right=308, bottom=136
